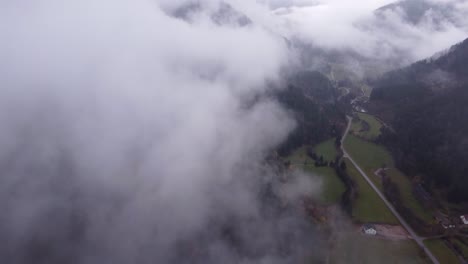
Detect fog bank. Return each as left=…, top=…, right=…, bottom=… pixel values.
left=0, top=1, right=322, bottom=263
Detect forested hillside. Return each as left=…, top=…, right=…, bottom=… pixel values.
left=277, top=71, right=347, bottom=156
left=370, top=38, right=468, bottom=202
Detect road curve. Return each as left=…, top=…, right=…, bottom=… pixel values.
left=341, top=116, right=440, bottom=264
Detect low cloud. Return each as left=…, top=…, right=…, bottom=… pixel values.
left=0, top=1, right=323, bottom=263
left=270, top=0, right=468, bottom=69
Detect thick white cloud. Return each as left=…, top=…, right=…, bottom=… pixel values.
left=0, top=1, right=323, bottom=263
left=269, top=0, right=468, bottom=64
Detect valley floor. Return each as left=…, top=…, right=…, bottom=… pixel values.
left=284, top=112, right=467, bottom=263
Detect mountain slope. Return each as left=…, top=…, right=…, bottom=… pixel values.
left=276, top=71, right=347, bottom=155
left=171, top=1, right=252, bottom=26
left=375, top=0, right=460, bottom=27
left=370, top=38, right=468, bottom=202
left=371, top=37, right=468, bottom=109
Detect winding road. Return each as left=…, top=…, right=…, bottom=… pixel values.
left=341, top=116, right=440, bottom=264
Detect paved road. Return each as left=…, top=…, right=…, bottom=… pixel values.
left=341, top=116, right=440, bottom=264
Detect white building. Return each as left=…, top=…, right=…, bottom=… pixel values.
left=363, top=224, right=377, bottom=236
left=460, top=215, right=468, bottom=225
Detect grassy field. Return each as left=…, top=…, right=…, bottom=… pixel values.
left=330, top=232, right=429, bottom=264
left=452, top=238, right=468, bottom=260
left=344, top=135, right=393, bottom=187
left=344, top=135, right=433, bottom=224
left=305, top=165, right=345, bottom=205
left=287, top=145, right=345, bottom=205
left=386, top=169, right=434, bottom=223
left=288, top=138, right=338, bottom=164
left=287, top=145, right=309, bottom=164
left=313, top=138, right=339, bottom=162
left=424, top=239, right=460, bottom=264
left=344, top=159, right=398, bottom=224
left=350, top=113, right=383, bottom=140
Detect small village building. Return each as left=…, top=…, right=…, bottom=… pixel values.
left=363, top=224, right=377, bottom=236
left=460, top=215, right=468, bottom=225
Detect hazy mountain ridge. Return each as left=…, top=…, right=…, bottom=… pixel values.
left=171, top=1, right=252, bottom=26
left=372, top=37, right=468, bottom=101
left=375, top=0, right=460, bottom=27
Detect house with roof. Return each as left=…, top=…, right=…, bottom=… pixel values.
left=362, top=224, right=377, bottom=236
left=460, top=215, right=468, bottom=225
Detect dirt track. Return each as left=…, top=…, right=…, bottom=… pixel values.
left=375, top=224, right=411, bottom=240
